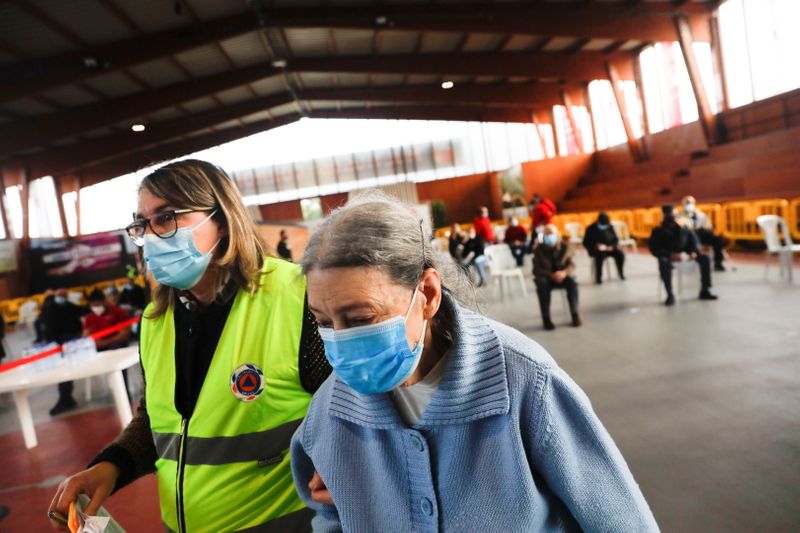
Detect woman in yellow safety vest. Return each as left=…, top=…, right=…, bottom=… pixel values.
left=49, top=159, right=330, bottom=532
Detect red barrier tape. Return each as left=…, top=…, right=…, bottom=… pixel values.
left=0, top=316, right=140, bottom=373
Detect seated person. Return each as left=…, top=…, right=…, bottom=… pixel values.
left=291, top=195, right=658, bottom=532
left=461, top=229, right=488, bottom=287
left=504, top=217, right=528, bottom=267
left=676, top=196, right=728, bottom=271
left=533, top=225, right=581, bottom=330
left=41, top=288, right=84, bottom=416
left=85, top=289, right=133, bottom=396
left=472, top=206, right=496, bottom=244
left=582, top=212, right=625, bottom=284
left=649, top=204, right=718, bottom=306
left=447, top=223, right=466, bottom=261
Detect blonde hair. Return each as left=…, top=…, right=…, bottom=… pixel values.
left=140, top=159, right=268, bottom=317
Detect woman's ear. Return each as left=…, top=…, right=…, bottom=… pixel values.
left=419, top=268, right=442, bottom=320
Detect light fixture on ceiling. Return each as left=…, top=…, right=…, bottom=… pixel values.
left=441, top=81, right=454, bottom=90
left=131, top=124, right=146, bottom=132
left=271, top=59, right=287, bottom=68
left=375, top=15, right=388, bottom=25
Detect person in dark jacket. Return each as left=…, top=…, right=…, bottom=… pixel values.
left=533, top=225, right=581, bottom=330
left=504, top=217, right=528, bottom=267
left=462, top=229, right=488, bottom=287
left=41, top=288, right=85, bottom=416
left=649, top=204, right=718, bottom=306
left=276, top=229, right=293, bottom=261
left=583, top=213, right=625, bottom=284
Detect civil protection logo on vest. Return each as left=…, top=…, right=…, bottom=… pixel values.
left=230, top=364, right=264, bottom=402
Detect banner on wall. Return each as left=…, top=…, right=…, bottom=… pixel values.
left=496, top=164, right=527, bottom=209
left=28, top=232, right=128, bottom=292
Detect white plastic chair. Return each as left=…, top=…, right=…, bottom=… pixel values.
left=564, top=222, right=585, bottom=255
left=756, top=215, right=800, bottom=283
left=588, top=255, right=613, bottom=282
left=484, top=244, right=528, bottom=301
left=17, top=301, right=39, bottom=328
left=612, top=220, right=638, bottom=254
left=656, top=257, right=699, bottom=299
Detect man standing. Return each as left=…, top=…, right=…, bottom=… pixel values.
left=650, top=204, right=718, bottom=306
left=277, top=229, right=293, bottom=262
left=472, top=206, right=496, bottom=244
left=583, top=213, right=625, bottom=284
left=677, top=196, right=727, bottom=271
left=533, top=225, right=581, bottom=330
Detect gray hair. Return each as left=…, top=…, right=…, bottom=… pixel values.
left=302, top=192, right=471, bottom=305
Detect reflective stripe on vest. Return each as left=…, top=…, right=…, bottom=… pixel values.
left=141, top=258, right=311, bottom=533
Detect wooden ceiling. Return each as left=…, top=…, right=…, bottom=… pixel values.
left=0, top=0, right=719, bottom=185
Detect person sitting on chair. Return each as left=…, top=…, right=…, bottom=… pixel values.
left=583, top=213, right=625, bottom=284
left=649, top=204, right=718, bottom=306
left=676, top=196, right=728, bottom=272
left=533, top=225, right=581, bottom=330
left=504, top=217, right=528, bottom=267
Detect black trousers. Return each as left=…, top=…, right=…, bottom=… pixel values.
left=591, top=249, right=625, bottom=282
left=657, top=254, right=712, bottom=296
left=508, top=244, right=526, bottom=267
left=535, top=277, right=579, bottom=319
left=696, top=228, right=726, bottom=267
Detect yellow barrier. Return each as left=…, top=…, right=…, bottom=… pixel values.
left=607, top=210, right=634, bottom=230
left=696, top=203, right=724, bottom=234
left=790, top=198, right=800, bottom=241
left=722, top=198, right=789, bottom=240
left=630, top=207, right=662, bottom=239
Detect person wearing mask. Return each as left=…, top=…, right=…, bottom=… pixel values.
left=277, top=229, right=293, bottom=262
left=649, top=204, right=718, bottom=306
left=117, top=274, right=146, bottom=315
left=84, top=289, right=131, bottom=351
left=43, top=288, right=85, bottom=416
left=461, top=229, right=488, bottom=287
left=472, top=206, right=496, bottom=244
left=533, top=225, right=581, bottom=330
left=289, top=194, right=658, bottom=532
left=504, top=217, right=528, bottom=267
left=677, top=196, right=727, bottom=271
left=49, top=160, right=331, bottom=532
left=583, top=213, right=625, bottom=284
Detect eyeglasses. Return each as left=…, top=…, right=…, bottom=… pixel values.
left=125, top=209, right=204, bottom=247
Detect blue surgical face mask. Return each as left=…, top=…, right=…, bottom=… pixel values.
left=598, top=223, right=610, bottom=231
left=543, top=234, right=558, bottom=247
left=318, top=289, right=427, bottom=395
left=54, top=296, right=67, bottom=305
left=143, top=210, right=219, bottom=290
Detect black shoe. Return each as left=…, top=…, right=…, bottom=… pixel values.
left=49, top=396, right=78, bottom=416
left=714, top=265, right=726, bottom=272
left=543, top=318, right=556, bottom=331
left=664, top=294, right=675, bottom=306
left=595, top=279, right=603, bottom=285
left=619, top=273, right=626, bottom=280
left=571, top=314, right=582, bottom=327
left=699, top=290, right=718, bottom=301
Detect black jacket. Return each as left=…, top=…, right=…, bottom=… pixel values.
left=462, top=235, right=486, bottom=260
left=582, top=222, right=619, bottom=256
left=648, top=222, right=698, bottom=258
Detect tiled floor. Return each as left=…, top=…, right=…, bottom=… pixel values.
left=0, top=250, right=798, bottom=532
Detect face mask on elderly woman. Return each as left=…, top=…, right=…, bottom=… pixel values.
left=318, top=289, right=427, bottom=395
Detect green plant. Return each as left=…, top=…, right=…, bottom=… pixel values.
left=431, top=200, right=449, bottom=229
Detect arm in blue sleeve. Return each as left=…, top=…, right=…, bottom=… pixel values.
left=531, top=366, right=660, bottom=532
left=290, top=419, right=343, bottom=533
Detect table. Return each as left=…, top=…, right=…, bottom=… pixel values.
left=0, top=345, right=139, bottom=449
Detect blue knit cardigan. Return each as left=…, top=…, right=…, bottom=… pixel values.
left=291, top=294, right=659, bottom=532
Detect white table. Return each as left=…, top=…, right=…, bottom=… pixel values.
left=0, top=345, right=139, bottom=449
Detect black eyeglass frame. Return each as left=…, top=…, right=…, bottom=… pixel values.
left=125, top=208, right=207, bottom=246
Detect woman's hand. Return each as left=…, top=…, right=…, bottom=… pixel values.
left=48, top=462, right=119, bottom=530
left=308, top=471, right=334, bottom=506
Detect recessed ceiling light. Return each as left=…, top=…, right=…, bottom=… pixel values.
left=271, top=59, right=287, bottom=68
left=441, top=81, right=454, bottom=89
left=375, top=15, right=388, bottom=25
left=131, top=124, right=145, bottom=132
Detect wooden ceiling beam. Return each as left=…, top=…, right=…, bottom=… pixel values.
left=307, top=105, right=542, bottom=124
left=286, top=51, right=630, bottom=82
left=0, top=62, right=281, bottom=160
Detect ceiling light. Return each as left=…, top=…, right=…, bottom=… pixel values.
left=271, top=59, right=287, bottom=68
left=131, top=124, right=145, bottom=132
left=441, top=81, right=454, bottom=90
left=375, top=16, right=388, bottom=25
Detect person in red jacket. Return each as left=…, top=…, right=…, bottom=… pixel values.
left=84, top=289, right=131, bottom=350
left=529, top=193, right=557, bottom=227
left=472, top=206, right=496, bottom=244
left=504, top=217, right=528, bottom=266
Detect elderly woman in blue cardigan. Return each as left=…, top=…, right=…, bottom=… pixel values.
left=290, top=194, right=659, bottom=532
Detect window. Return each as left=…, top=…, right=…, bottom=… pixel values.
left=300, top=198, right=323, bottom=221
